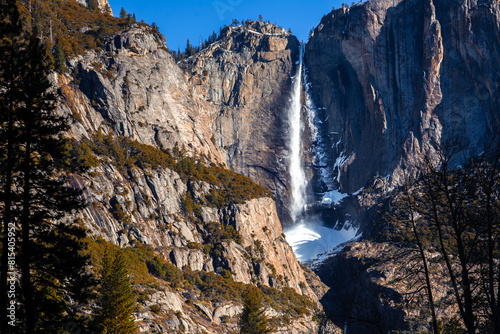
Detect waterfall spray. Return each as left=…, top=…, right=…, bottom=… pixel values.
left=288, top=45, right=307, bottom=223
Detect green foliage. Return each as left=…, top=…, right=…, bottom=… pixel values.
left=239, top=285, right=271, bottom=334
left=87, top=0, right=99, bottom=12
left=17, top=0, right=146, bottom=72
left=260, top=285, right=313, bottom=317
left=110, top=201, right=131, bottom=223
left=85, top=239, right=314, bottom=327
left=120, top=7, right=127, bottom=19
left=54, top=42, right=66, bottom=72
left=203, top=221, right=242, bottom=257
left=70, top=132, right=272, bottom=208
left=67, top=138, right=100, bottom=171
left=94, top=246, right=136, bottom=334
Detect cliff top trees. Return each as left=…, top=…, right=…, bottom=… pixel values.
left=119, top=7, right=127, bottom=19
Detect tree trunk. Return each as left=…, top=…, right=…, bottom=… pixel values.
left=21, top=116, right=35, bottom=334
left=0, top=94, right=16, bottom=334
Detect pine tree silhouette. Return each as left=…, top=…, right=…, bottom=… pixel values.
left=0, top=0, right=23, bottom=331
left=0, top=1, right=93, bottom=332
left=120, top=7, right=127, bottom=19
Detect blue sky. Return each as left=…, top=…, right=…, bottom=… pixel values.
left=108, top=0, right=347, bottom=51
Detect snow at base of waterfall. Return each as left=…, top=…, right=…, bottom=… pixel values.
left=284, top=221, right=358, bottom=262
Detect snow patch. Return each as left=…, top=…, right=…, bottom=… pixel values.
left=284, top=222, right=358, bottom=262
left=321, top=190, right=348, bottom=205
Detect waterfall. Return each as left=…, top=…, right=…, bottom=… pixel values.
left=288, top=45, right=307, bottom=223
left=284, top=45, right=358, bottom=262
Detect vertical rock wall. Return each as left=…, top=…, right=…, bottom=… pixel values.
left=306, top=0, right=500, bottom=193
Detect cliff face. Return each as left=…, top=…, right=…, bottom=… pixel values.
left=306, top=0, right=500, bottom=193
left=70, top=158, right=313, bottom=296
left=64, top=21, right=303, bottom=224
left=56, top=23, right=324, bottom=333
left=180, top=21, right=300, bottom=223
left=61, top=26, right=223, bottom=163
left=315, top=241, right=461, bottom=333
left=60, top=22, right=312, bottom=294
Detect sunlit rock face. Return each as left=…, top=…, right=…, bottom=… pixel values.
left=56, top=22, right=326, bottom=333
left=180, top=21, right=301, bottom=225
left=306, top=0, right=500, bottom=193
left=76, top=0, right=112, bottom=14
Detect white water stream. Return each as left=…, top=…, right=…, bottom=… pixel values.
left=288, top=46, right=307, bottom=222
left=284, top=45, right=357, bottom=262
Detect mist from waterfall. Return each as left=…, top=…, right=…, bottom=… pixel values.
left=288, top=46, right=307, bottom=223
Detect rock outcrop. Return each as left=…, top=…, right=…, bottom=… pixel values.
left=305, top=0, right=500, bottom=193
left=63, top=20, right=303, bottom=224
left=70, top=161, right=314, bottom=297
left=61, top=25, right=223, bottom=164
left=180, top=21, right=301, bottom=224
left=76, top=0, right=112, bottom=14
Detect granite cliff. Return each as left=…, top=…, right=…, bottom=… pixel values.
left=305, top=0, right=500, bottom=331
left=41, top=0, right=500, bottom=332
left=180, top=21, right=301, bottom=224
left=306, top=0, right=500, bottom=194
left=55, top=18, right=326, bottom=332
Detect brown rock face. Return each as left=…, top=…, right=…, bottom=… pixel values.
left=180, top=21, right=300, bottom=224
left=305, top=0, right=500, bottom=193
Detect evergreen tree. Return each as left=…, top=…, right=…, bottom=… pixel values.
left=0, top=1, right=93, bottom=333
left=151, top=22, right=159, bottom=33
left=95, top=247, right=136, bottom=334
left=19, top=30, right=93, bottom=334
left=54, top=42, right=66, bottom=72
left=185, top=39, right=194, bottom=56
left=239, top=285, right=270, bottom=334
left=177, top=47, right=183, bottom=61
left=119, top=7, right=127, bottom=19
left=0, top=0, right=23, bottom=331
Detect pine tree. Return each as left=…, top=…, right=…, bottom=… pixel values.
left=95, top=247, right=136, bottom=334
left=0, top=0, right=23, bottom=331
left=54, top=42, right=66, bottom=72
left=20, top=30, right=93, bottom=334
left=239, top=285, right=270, bottom=334
left=185, top=39, right=193, bottom=56
left=119, top=7, right=127, bottom=19
left=1, top=1, right=93, bottom=333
